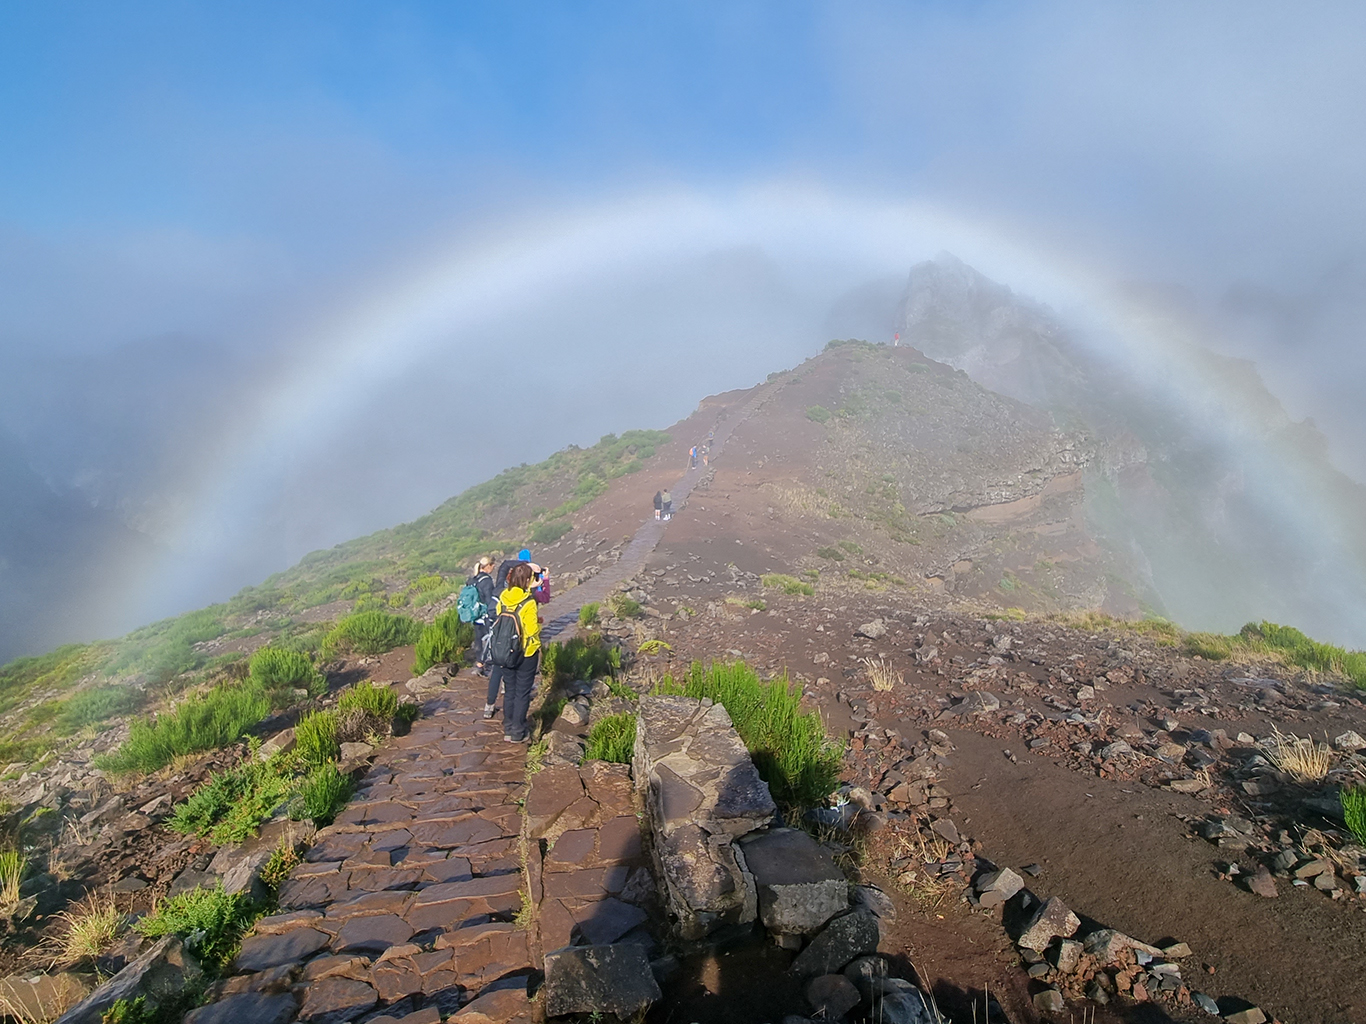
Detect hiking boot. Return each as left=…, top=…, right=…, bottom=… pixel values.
left=503, top=733, right=517, bottom=743
left=482, top=704, right=497, bottom=720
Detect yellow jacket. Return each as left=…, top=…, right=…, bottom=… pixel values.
left=496, top=586, right=541, bottom=658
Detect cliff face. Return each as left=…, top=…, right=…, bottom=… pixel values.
left=895, top=256, right=1366, bottom=643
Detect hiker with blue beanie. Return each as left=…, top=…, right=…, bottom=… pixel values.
left=496, top=548, right=550, bottom=604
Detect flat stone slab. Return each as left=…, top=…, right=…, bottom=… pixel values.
left=740, top=828, right=848, bottom=936
left=184, top=992, right=297, bottom=1024
left=543, top=944, right=662, bottom=1018
left=791, top=910, right=880, bottom=977
left=235, top=927, right=331, bottom=972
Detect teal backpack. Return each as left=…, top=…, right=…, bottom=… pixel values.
left=456, top=582, right=487, bottom=623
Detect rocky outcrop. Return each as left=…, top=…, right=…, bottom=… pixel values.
left=632, top=695, right=775, bottom=939
left=54, top=936, right=201, bottom=1024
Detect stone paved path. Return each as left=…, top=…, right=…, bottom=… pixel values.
left=191, top=685, right=535, bottom=1024
left=540, top=376, right=788, bottom=644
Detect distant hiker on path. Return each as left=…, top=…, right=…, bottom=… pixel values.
left=689, top=444, right=698, bottom=469
left=701, top=441, right=710, bottom=467
left=486, top=562, right=541, bottom=741
left=653, top=490, right=663, bottom=520
left=661, top=489, right=673, bottom=520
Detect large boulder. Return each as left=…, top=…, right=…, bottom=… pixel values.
left=542, top=944, right=662, bottom=1017
left=739, top=828, right=848, bottom=938
left=791, top=909, right=880, bottom=977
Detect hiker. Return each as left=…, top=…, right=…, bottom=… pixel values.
left=653, top=490, right=663, bottom=520
left=531, top=561, right=551, bottom=604
left=464, top=556, right=497, bottom=675
left=486, top=562, right=542, bottom=741
left=661, top=488, right=673, bottom=520
left=689, top=444, right=698, bottom=469
left=497, top=548, right=550, bottom=604
left=701, top=441, right=710, bottom=467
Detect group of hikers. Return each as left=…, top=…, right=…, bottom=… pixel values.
left=456, top=548, right=550, bottom=743
left=652, top=431, right=715, bottom=520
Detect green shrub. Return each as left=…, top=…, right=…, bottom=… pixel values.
left=167, top=760, right=293, bottom=845
left=412, top=624, right=456, bottom=675
left=815, top=547, right=845, bottom=561
left=395, top=700, right=421, bottom=725
left=543, top=637, right=620, bottom=686
left=1343, top=786, right=1366, bottom=845
left=338, top=680, right=398, bottom=720
left=134, top=883, right=256, bottom=969
left=655, top=661, right=842, bottom=807
left=96, top=684, right=270, bottom=775
left=584, top=712, right=637, bottom=764
left=607, top=593, right=642, bottom=619
left=838, top=540, right=862, bottom=555
left=295, top=710, right=340, bottom=765
left=56, top=685, right=144, bottom=733
left=761, top=573, right=814, bottom=596
left=248, top=647, right=324, bottom=703
left=1183, top=632, right=1232, bottom=660
left=294, top=762, right=353, bottom=827
left=530, top=519, right=572, bottom=545
left=323, top=611, right=423, bottom=657
left=578, top=603, right=601, bottom=627
left=805, top=405, right=831, bottom=424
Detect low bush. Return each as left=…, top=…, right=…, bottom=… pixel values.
left=412, top=624, right=455, bottom=675
left=607, top=593, right=642, bottom=619
left=338, top=680, right=399, bottom=720
left=248, top=647, right=324, bottom=702
left=1182, top=632, right=1232, bottom=660
left=323, top=611, right=423, bottom=657
left=584, top=712, right=637, bottom=764
left=838, top=540, right=863, bottom=555
left=296, top=710, right=340, bottom=765
left=815, top=546, right=845, bottom=561
left=655, top=661, right=842, bottom=807
left=530, top=519, right=572, bottom=545
left=578, top=603, right=601, bottom=627
left=96, top=683, right=270, bottom=775
left=294, top=762, right=354, bottom=827
left=761, top=573, right=814, bottom=596
left=543, top=636, right=620, bottom=686
left=135, top=883, right=256, bottom=969
left=259, top=839, right=300, bottom=892
left=1343, top=786, right=1366, bottom=846
left=56, top=685, right=144, bottom=733
left=805, top=405, right=831, bottom=424
left=167, top=760, right=293, bottom=845
left=395, top=700, right=422, bottom=726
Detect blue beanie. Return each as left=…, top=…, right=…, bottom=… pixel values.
left=518, top=548, right=532, bottom=561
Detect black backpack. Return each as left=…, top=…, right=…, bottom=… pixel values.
left=488, top=595, right=533, bottom=669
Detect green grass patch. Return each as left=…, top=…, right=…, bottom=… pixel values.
left=296, top=710, right=340, bottom=765
left=323, top=610, right=423, bottom=657
left=167, top=759, right=294, bottom=845
left=134, top=883, right=257, bottom=970
left=761, top=573, right=814, bottom=596
left=96, top=683, right=270, bottom=775
left=248, top=647, right=325, bottom=704
left=412, top=608, right=474, bottom=674
left=530, top=519, right=572, bottom=545
left=1182, top=631, right=1232, bottom=660
left=1241, top=621, right=1366, bottom=687
left=815, top=546, right=845, bottom=561
left=578, top=602, right=601, bottom=627
left=654, top=661, right=843, bottom=807
left=338, top=680, right=398, bottom=720
left=607, top=593, right=643, bottom=619
left=805, top=405, right=831, bottom=424
left=542, top=636, right=621, bottom=686
left=584, top=712, right=636, bottom=763
left=1343, top=786, right=1366, bottom=845
left=837, top=540, right=862, bottom=555
left=55, top=685, right=144, bottom=733
left=293, top=761, right=354, bottom=827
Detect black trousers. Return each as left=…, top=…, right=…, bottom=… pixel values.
left=489, top=650, right=540, bottom=739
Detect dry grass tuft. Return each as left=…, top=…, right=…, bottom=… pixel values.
left=39, top=890, right=122, bottom=967
left=1264, top=727, right=1333, bottom=782
left=862, top=655, right=903, bottom=692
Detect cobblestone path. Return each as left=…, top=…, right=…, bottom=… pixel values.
left=190, top=685, right=535, bottom=1024
left=540, top=375, right=788, bottom=644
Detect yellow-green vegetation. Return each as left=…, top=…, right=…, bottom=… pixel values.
left=1342, top=786, right=1366, bottom=845
left=655, top=661, right=842, bottom=807
left=636, top=639, right=672, bottom=657
left=167, top=758, right=295, bottom=844
left=578, top=602, right=601, bottom=627
left=135, top=883, right=257, bottom=969
left=725, top=596, right=766, bottom=611
left=761, top=573, right=814, bottom=596
left=323, top=610, right=423, bottom=657
left=607, top=593, right=643, bottom=619
left=44, top=890, right=121, bottom=967
left=55, top=684, right=145, bottom=734
left=584, top=712, right=636, bottom=763
left=412, top=608, right=473, bottom=675
left=0, top=846, right=24, bottom=911
left=1046, top=610, right=1182, bottom=643
left=815, top=546, right=845, bottom=560
left=295, top=710, right=340, bottom=765
left=96, top=682, right=271, bottom=775
left=248, top=647, right=325, bottom=703
left=531, top=519, right=572, bottom=544
left=1179, top=621, right=1366, bottom=687
left=338, top=680, right=399, bottom=720
left=259, top=838, right=300, bottom=891
left=806, top=405, right=832, bottom=424
left=295, top=762, right=354, bottom=827
left=542, top=636, right=621, bottom=686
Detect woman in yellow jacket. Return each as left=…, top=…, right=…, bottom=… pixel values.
left=491, top=562, right=542, bottom=742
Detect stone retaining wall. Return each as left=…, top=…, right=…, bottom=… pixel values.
left=631, top=695, right=776, bottom=939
